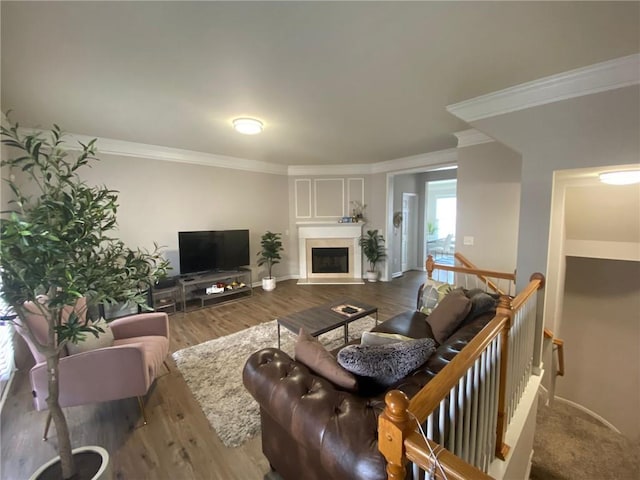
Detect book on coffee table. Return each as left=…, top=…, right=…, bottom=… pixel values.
left=331, top=304, right=365, bottom=317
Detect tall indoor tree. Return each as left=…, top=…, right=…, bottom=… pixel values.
left=0, top=116, right=169, bottom=479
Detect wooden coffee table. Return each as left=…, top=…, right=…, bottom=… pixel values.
left=277, top=298, right=378, bottom=349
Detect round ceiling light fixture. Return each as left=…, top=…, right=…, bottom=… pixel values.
left=599, top=170, right=640, bottom=185
left=232, top=117, right=263, bottom=135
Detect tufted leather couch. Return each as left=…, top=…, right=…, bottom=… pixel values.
left=243, top=287, right=495, bottom=480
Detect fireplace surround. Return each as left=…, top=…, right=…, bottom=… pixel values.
left=297, top=222, right=364, bottom=284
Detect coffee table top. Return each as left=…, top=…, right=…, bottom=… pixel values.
left=277, top=298, right=377, bottom=337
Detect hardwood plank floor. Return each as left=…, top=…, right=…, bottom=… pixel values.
left=0, top=272, right=425, bottom=480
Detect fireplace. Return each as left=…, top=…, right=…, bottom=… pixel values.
left=312, top=247, right=349, bottom=274
left=297, top=222, right=364, bottom=284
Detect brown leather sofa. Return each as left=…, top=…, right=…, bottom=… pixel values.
left=243, top=287, right=495, bottom=480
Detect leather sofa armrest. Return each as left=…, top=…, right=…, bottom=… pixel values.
left=243, top=348, right=387, bottom=480
left=109, top=312, right=169, bottom=340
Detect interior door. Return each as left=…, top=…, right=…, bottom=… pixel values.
left=401, top=193, right=418, bottom=272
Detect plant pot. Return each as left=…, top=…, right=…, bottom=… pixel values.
left=365, top=271, right=378, bottom=282
left=262, top=277, right=277, bottom=291
left=30, top=445, right=111, bottom=480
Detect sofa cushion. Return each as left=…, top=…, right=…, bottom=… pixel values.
left=419, top=280, right=454, bottom=314
left=427, top=289, right=473, bottom=344
left=361, top=331, right=413, bottom=346
left=67, top=319, right=115, bottom=355
left=464, top=289, right=499, bottom=323
left=337, top=337, right=437, bottom=386
left=294, top=329, right=358, bottom=392
left=371, top=310, right=433, bottom=339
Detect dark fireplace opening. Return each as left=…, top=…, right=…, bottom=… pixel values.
left=311, top=247, right=349, bottom=274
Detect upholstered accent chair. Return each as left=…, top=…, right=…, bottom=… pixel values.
left=15, top=298, right=170, bottom=439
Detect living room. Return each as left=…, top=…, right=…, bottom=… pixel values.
left=1, top=2, right=639, bottom=479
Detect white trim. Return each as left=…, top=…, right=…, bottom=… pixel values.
left=0, top=370, right=15, bottom=415
left=347, top=178, right=365, bottom=214
left=454, top=129, right=495, bottom=148
left=288, top=163, right=371, bottom=176
left=20, top=128, right=288, bottom=176
left=313, top=178, right=345, bottom=218
left=19, top=127, right=458, bottom=176
left=370, top=148, right=458, bottom=174
left=554, top=396, right=622, bottom=435
left=294, top=179, right=312, bottom=218
left=447, top=54, right=640, bottom=122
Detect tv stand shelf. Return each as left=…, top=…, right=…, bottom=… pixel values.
left=178, top=268, right=252, bottom=311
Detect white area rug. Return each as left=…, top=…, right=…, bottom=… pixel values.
left=172, top=316, right=377, bottom=448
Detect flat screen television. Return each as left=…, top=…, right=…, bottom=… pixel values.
left=178, top=229, right=250, bottom=275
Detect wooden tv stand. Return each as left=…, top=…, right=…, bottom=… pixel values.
left=178, top=268, right=252, bottom=311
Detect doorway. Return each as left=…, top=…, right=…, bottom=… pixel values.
left=401, top=193, right=418, bottom=272
left=425, top=179, right=457, bottom=263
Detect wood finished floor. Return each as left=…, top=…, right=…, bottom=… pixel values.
left=0, top=272, right=425, bottom=480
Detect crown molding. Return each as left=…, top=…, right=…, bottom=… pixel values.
left=454, top=129, right=494, bottom=148
left=18, top=128, right=289, bottom=176
left=370, top=148, right=457, bottom=174
left=287, top=163, right=371, bottom=176
left=16, top=128, right=457, bottom=176
left=447, top=54, right=640, bottom=123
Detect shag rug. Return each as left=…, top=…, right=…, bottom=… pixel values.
left=172, top=316, right=377, bottom=448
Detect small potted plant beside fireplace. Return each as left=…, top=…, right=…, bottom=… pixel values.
left=257, top=231, right=284, bottom=291
left=359, top=229, right=386, bottom=282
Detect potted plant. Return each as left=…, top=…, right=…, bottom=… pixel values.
left=359, top=229, right=387, bottom=282
left=256, top=231, right=283, bottom=291
left=0, top=117, right=169, bottom=480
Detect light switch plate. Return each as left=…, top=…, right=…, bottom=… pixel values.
left=463, top=236, right=474, bottom=246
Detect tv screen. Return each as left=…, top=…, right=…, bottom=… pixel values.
left=178, top=230, right=250, bottom=275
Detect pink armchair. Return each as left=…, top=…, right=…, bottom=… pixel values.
left=15, top=299, right=169, bottom=439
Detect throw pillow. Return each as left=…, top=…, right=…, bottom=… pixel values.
left=337, top=337, right=437, bottom=387
left=294, top=329, right=358, bottom=392
left=419, top=280, right=454, bottom=315
left=427, top=289, right=472, bottom=344
left=466, top=290, right=498, bottom=320
left=361, top=331, right=414, bottom=346
left=66, top=318, right=115, bottom=355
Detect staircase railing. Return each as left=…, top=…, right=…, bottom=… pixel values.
left=379, top=260, right=545, bottom=479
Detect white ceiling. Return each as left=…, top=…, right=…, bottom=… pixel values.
left=2, top=1, right=639, bottom=166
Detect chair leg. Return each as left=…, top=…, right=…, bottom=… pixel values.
left=43, top=411, right=52, bottom=441
left=138, top=396, right=148, bottom=425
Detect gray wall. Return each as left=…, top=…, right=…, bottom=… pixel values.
left=74, top=153, right=291, bottom=281
left=475, top=85, right=640, bottom=289
left=456, top=141, right=521, bottom=273
left=558, top=257, right=640, bottom=441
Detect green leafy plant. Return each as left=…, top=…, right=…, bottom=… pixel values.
left=256, top=231, right=283, bottom=279
left=427, top=221, right=438, bottom=236
left=0, top=117, right=169, bottom=479
left=359, top=229, right=387, bottom=272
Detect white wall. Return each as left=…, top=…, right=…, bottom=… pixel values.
left=456, top=141, right=521, bottom=273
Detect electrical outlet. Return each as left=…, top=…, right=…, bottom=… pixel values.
left=463, top=236, right=474, bottom=246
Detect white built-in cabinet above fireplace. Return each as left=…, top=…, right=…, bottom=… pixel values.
left=297, top=222, right=364, bottom=284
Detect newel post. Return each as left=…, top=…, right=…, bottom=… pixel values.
left=495, top=294, right=513, bottom=460
left=379, top=390, right=412, bottom=480
left=425, top=255, right=435, bottom=280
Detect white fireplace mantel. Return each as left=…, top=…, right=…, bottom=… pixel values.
left=297, top=222, right=364, bottom=283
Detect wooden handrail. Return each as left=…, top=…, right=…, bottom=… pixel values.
left=426, top=255, right=516, bottom=283
left=453, top=252, right=511, bottom=295
left=511, top=272, right=544, bottom=311
left=405, top=432, right=493, bottom=480
left=408, top=313, right=509, bottom=420
left=544, top=328, right=565, bottom=377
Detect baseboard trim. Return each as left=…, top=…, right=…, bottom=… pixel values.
left=0, top=370, right=16, bottom=415
left=537, top=385, right=621, bottom=434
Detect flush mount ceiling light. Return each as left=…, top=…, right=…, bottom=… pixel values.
left=599, top=170, right=640, bottom=185
left=232, top=117, right=263, bottom=135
